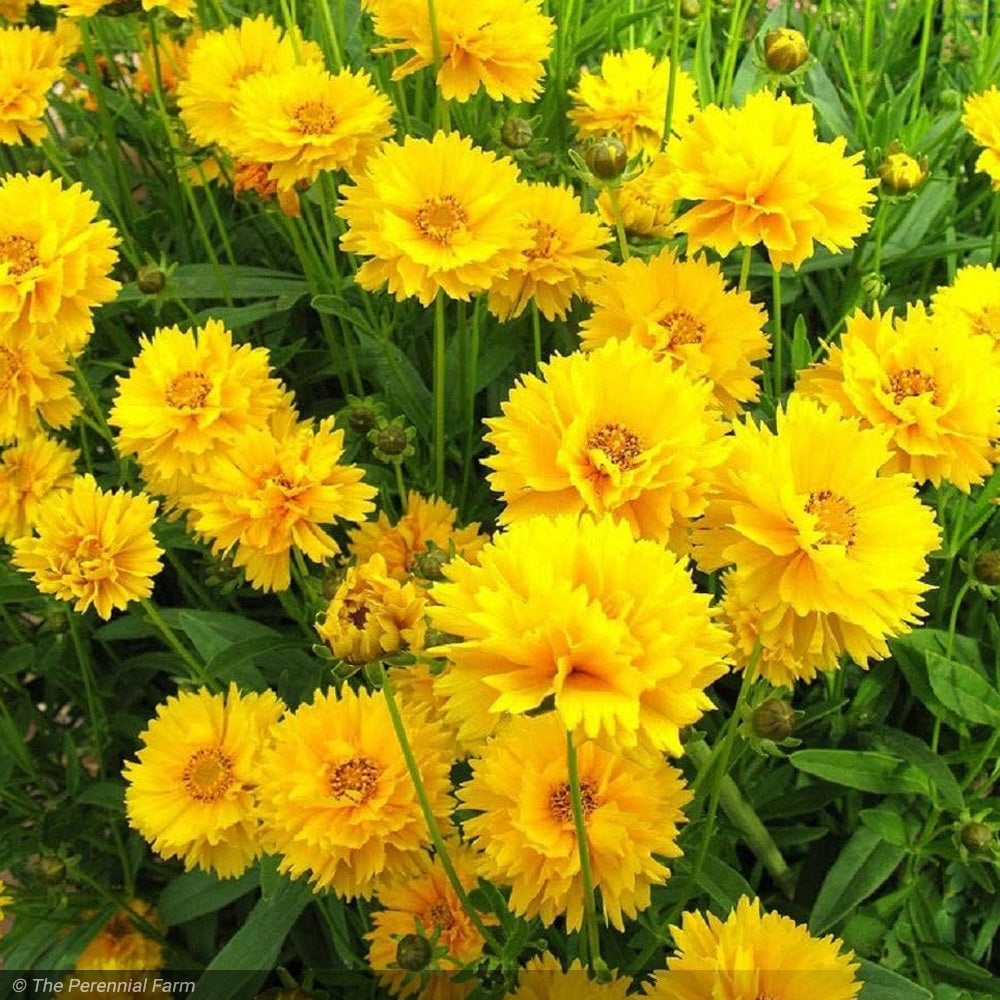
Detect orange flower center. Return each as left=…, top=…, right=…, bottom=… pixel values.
left=293, top=101, right=338, bottom=136
left=888, top=366, right=937, bottom=405
left=329, top=756, right=381, bottom=804
left=0, top=345, right=20, bottom=390
left=549, top=780, right=598, bottom=823
left=587, top=422, right=642, bottom=470
left=415, top=196, right=468, bottom=245
left=166, top=370, right=211, bottom=410
left=805, top=490, right=857, bottom=548
left=0, top=234, right=39, bottom=278
left=658, top=309, right=705, bottom=348
left=525, top=221, right=557, bottom=260
left=183, top=747, right=234, bottom=802
left=427, top=900, right=456, bottom=931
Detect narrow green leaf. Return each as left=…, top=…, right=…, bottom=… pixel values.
left=789, top=750, right=930, bottom=796
left=867, top=727, right=964, bottom=810
left=159, top=867, right=259, bottom=927
left=859, top=808, right=911, bottom=847
left=857, top=960, right=933, bottom=1000
left=926, top=652, right=1000, bottom=727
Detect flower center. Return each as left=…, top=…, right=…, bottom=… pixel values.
left=415, top=196, right=468, bottom=245
left=165, top=370, right=211, bottom=410
left=888, top=367, right=937, bottom=405
left=344, top=603, right=369, bottom=629
left=525, top=221, right=557, bottom=260
left=427, top=900, right=456, bottom=931
left=293, top=101, right=338, bottom=136
left=183, top=747, right=234, bottom=802
left=329, top=756, right=381, bottom=804
left=587, top=422, right=642, bottom=470
left=0, top=234, right=39, bottom=278
left=549, top=780, right=598, bottom=824
left=658, top=309, right=705, bottom=348
left=0, top=345, right=20, bottom=390
left=805, top=490, right=857, bottom=548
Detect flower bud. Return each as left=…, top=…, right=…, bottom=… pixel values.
left=584, top=135, right=628, bottom=180
left=680, top=0, right=701, bottom=18
left=975, top=550, right=1000, bottom=586
left=939, top=88, right=962, bottom=110
left=878, top=143, right=928, bottom=195
left=396, top=933, right=433, bottom=971
left=413, top=543, right=449, bottom=581
left=961, top=821, right=994, bottom=854
left=501, top=116, right=533, bottom=150
left=375, top=424, right=408, bottom=457
left=751, top=698, right=796, bottom=741
left=66, top=135, right=88, bottom=157
left=764, top=27, right=809, bottom=74
left=343, top=399, right=378, bottom=435
left=36, top=854, right=67, bottom=885
left=860, top=271, right=888, bottom=303
left=136, top=264, right=165, bottom=295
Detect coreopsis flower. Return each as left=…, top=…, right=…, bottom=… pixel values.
left=54, top=0, right=195, bottom=18
left=797, top=303, right=1000, bottom=490
left=486, top=182, right=610, bottom=322
left=644, top=897, right=861, bottom=1000
left=693, top=396, right=941, bottom=674
left=504, top=955, right=630, bottom=1000
left=878, top=141, right=928, bottom=195
left=0, top=885, right=11, bottom=923
left=963, top=87, right=1000, bottom=190
left=429, top=514, right=730, bottom=752
left=580, top=249, right=770, bottom=417
left=109, top=319, right=287, bottom=498
left=0, top=0, right=30, bottom=20
left=177, top=15, right=323, bottom=149
left=0, top=172, right=120, bottom=353
left=0, top=435, right=77, bottom=543
left=460, top=712, right=690, bottom=930
left=315, top=553, right=428, bottom=665
left=667, top=90, right=876, bottom=268
left=366, top=846, right=489, bottom=1000
left=229, top=62, right=394, bottom=190
left=0, top=26, right=66, bottom=145
left=75, top=902, right=164, bottom=972
left=187, top=415, right=377, bottom=592
left=568, top=49, right=698, bottom=157
left=256, top=686, right=453, bottom=899
left=595, top=151, right=680, bottom=238
left=931, top=262, right=1000, bottom=346
left=0, top=328, right=81, bottom=444
left=338, top=131, right=531, bottom=305
left=366, top=0, right=554, bottom=103
left=348, top=491, right=487, bottom=583
left=484, top=340, right=729, bottom=550
left=123, top=685, right=284, bottom=879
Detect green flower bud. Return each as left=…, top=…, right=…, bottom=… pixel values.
left=136, top=264, right=166, bottom=295
left=975, top=550, right=1000, bottom=586
left=751, top=698, right=796, bottom=741
left=501, top=116, right=533, bottom=150
left=764, top=28, right=810, bottom=74
left=584, top=135, right=628, bottom=180
left=961, top=821, right=994, bottom=854
left=396, top=933, right=432, bottom=972
left=680, top=0, right=701, bottom=18
left=66, top=136, right=88, bottom=157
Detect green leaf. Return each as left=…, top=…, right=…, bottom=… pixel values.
left=883, top=178, right=957, bottom=263
left=174, top=610, right=280, bottom=663
left=159, top=866, right=259, bottom=927
left=76, top=781, right=125, bottom=812
left=924, top=946, right=1000, bottom=993
left=116, top=265, right=310, bottom=303
left=925, top=652, right=1000, bottom=727
left=867, top=726, right=964, bottom=811
left=859, top=807, right=911, bottom=847
left=677, top=854, right=755, bottom=913
left=804, top=61, right=856, bottom=144
left=857, top=960, right=933, bottom=1000
left=204, top=636, right=302, bottom=688
left=810, top=827, right=906, bottom=934
left=789, top=750, right=930, bottom=796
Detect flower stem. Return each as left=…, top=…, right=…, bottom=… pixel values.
left=771, top=264, right=783, bottom=397
left=67, top=612, right=108, bottom=766
left=607, top=186, right=630, bottom=262
left=910, top=0, right=937, bottom=120
left=738, top=245, right=752, bottom=292
left=426, top=0, right=451, bottom=132
left=379, top=668, right=502, bottom=953
left=433, top=289, right=447, bottom=497
left=140, top=599, right=215, bottom=689
left=566, top=729, right=602, bottom=968
left=531, top=302, right=543, bottom=371
left=662, top=0, right=683, bottom=144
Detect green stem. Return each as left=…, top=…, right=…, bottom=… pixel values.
left=832, top=34, right=872, bottom=150
left=315, top=0, right=344, bottom=71
left=718, top=0, right=752, bottom=105
left=738, top=245, right=752, bottom=292
left=380, top=668, right=502, bottom=953
left=531, top=302, right=543, bottom=371
left=140, top=599, right=215, bottom=688
left=771, top=264, right=783, bottom=397
left=426, top=0, right=451, bottom=131
left=860, top=0, right=874, bottom=112
left=433, top=290, right=447, bottom=497
left=566, top=729, right=602, bottom=968
left=910, top=0, right=937, bottom=119
left=395, top=463, right=407, bottom=509
left=67, top=612, right=107, bottom=767
left=607, top=186, right=630, bottom=261
left=662, top=0, right=683, bottom=144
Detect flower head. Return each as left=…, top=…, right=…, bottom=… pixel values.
left=484, top=340, right=729, bottom=549
left=568, top=49, right=698, bottom=157
left=256, top=686, right=452, bottom=899
left=338, top=131, right=531, bottom=305
left=595, top=152, right=679, bottom=238
left=580, top=249, right=770, bottom=417
left=429, top=514, right=730, bottom=752
left=124, top=685, right=284, bottom=879
left=0, top=25, right=66, bottom=145
left=75, top=901, right=164, bottom=972
left=0, top=434, right=77, bottom=543
left=963, top=86, right=1000, bottom=190
left=667, top=90, right=876, bottom=268
left=931, top=262, right=1000, bottom=347
left=460, top=712, right=690, bottom=930
left=797, top=303, right=1000, bottom=490
left=13, top=475, right=163, bottom=619
left=504, top=955, right=631, bottom=1000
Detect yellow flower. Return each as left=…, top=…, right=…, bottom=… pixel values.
left=668, top=90, right=876, bottom=269
left=763, top=27, right=809, bottom=74
left=486, top=182, right=610, bottom=322
left=256, top=686, right=452, bottom=900
left=878, top=142, right=927, bottom=194
left=504, top=954, right=631, bottom=1000
left=0, top=0, right=30, bottom=21
left=124, top=684, right=284, bottom=879
left=797, top=303, right=1000, bottom=490
left=568, top=48, right=698, bottom=157
left=595, top=151, right=679, bottom=238
left=348, top=491, right=487, bottom=583
left=0, top=885, right=12, bottom=925
left=109, top=318, right=287, bottom=497
left=484, top=340, right=729, bottom=550
left=0, top=327, right=81, bottom=444
left=0, top=172, right=120, bottom=354
left=0, top=25, right=66, bottom=144
left=13, top=474, right=163, bottom=620
left=429, top=514, right=730, bottom=753
left=229, top=62, right=394, bottom=190
left=693, top=396, right=941, bottom=676
left=931, top=262, right=1000, bottom=346
left=338, top=131, right=532, bottom=305
left=177, top=16, right=322, bottom=150
left=187, top=415, right=376, bottom=593
left=75, top=901, right=164, bottom=972
left=645, top=896, right=861, bottom=1000
left=366, top=846, right=489, bottom=1000
left=0, top=434, right=77, bottom=543
left=367, top=0, right=554, bottom=103
left=54, top=0, right=193, bottom=18
left=580, top=249, right=770, bottom=418
left=316, top=553, right=428, bottom=665
left=963, top=87, right=1000, bottom=190
left=460, top=712, right=690, bottom=931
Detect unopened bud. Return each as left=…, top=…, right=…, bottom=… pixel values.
left=500, top=116, right=533, bottom=150
left=680, top=0, right=701, bottom=18
left=66, top=135, right=88, bottom=156
left=975, top=550, right=1000, bottom=586
left=375, top=425, right=408, bottom=457
left=751, top=698, right=796, bottom=741
left=962, top=821, right=994, bottom=854
left=396, top=933, right=432, bottom=971
left=136, top=264, right=165, bottom=295
left=584, top=135, right=628, bottom=180
left=37, top=855, right=66, bottom=885
left=878, top=144, right=928, bottom=195
left=764, top=27, right=809, bottom=74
